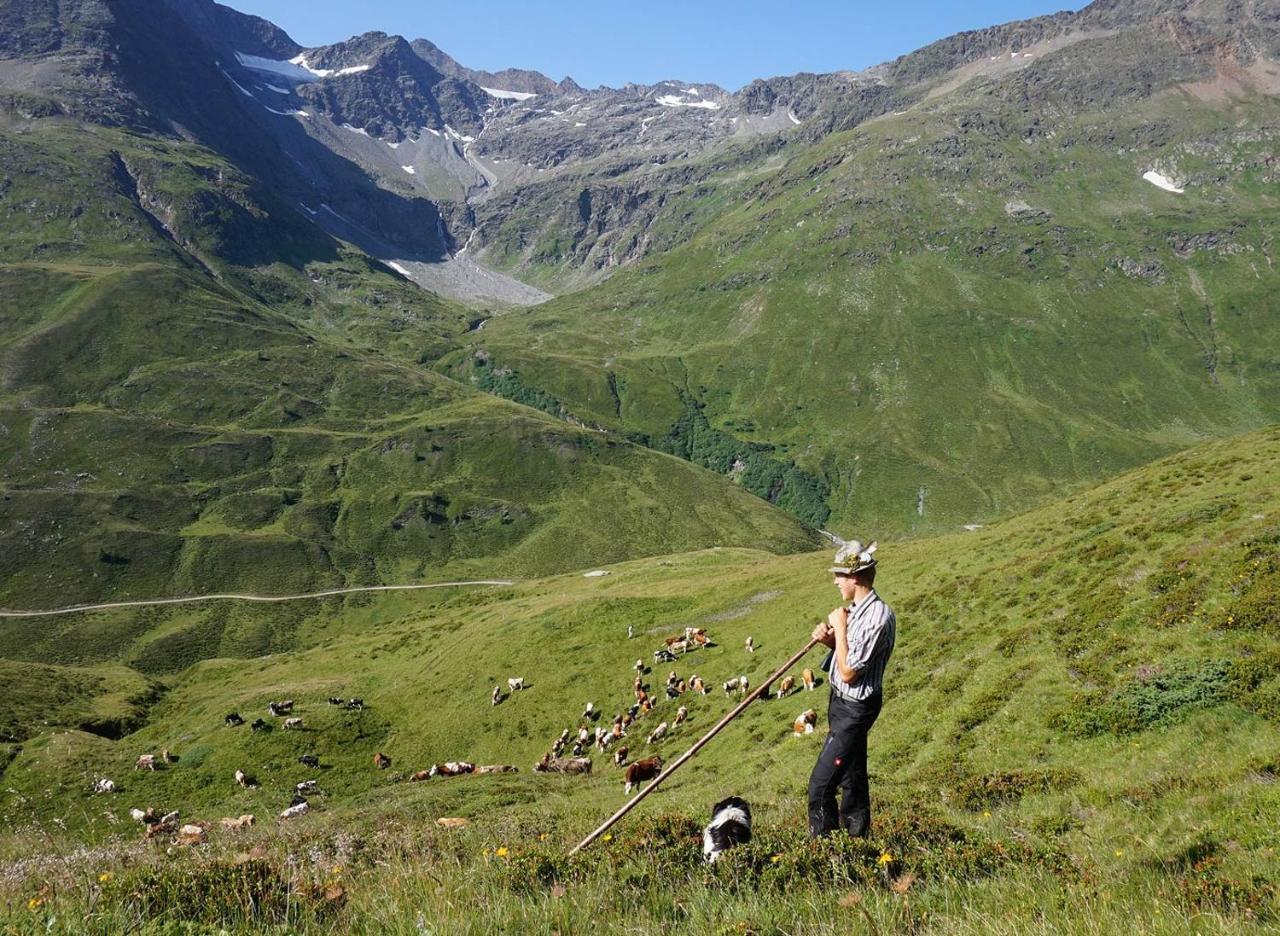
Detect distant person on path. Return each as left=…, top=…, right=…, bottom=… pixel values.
left=807, top=539, right=896, bottom=838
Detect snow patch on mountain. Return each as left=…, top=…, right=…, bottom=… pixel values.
left=483, top=87, right=537, bottom=101
left=401, top=165, right=416, bottom=174
left=1142, top=170, right=1184, bottom=193
left=656, top=94, right=720, bottom=110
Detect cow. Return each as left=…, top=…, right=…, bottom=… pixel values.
left=328, top=697, right=344, bottom=706
left=635, top=686, right=648, bottom=704
left=802, top=668, right=816, bottom=691
left=640, top=698, right=654, bottom=714
left=268, top=700, right=294, bottom=717
left=282, top=717, right=303, bottom=730
left=691, top=632, right=711, bottom=648
left=623, top=756, right=663, bottom=794
left=345, top=697, right=364, bottom=711
left=654, top=648, right=677, bottom=663
left=665, top=685, right=681, bottom=700
left=280, top=801, right=309, bottom=820
left=507, top=677, right=525, bottom=692
left=646, top=721, right=669, bottom=744
left=723, top=677, right=747, bottom=696
left=250, top=718, right=270, bottom=732
left=299, top=754, right=319, bottom=769
left=777, top=675, right=795, bottom=697
left=295, top=780, right=318, bottom=794
left=428, top=761, right=475, bottom=777
left=674, top=705, right=688, bottom=726
left=175, top=823, right=208, bottom=846
left=627, top=624, right=634, bottom=639
left=491, top=685, right=502, bottom=706
left=93, top=778, right=115, bottom=794
left=745, top=636, right=754, bottom=653
left=135, top=754, right=157, bottom=771
left=220, top=814, right=255, bottom=831
left=583, top=702, right=596, bottom=719
left=677, top=679, right=688, bottom=694
left=793, top=708, right=818, bottom=736
left=145, top=811, right=180, bottom=838
left=534, top=755, right=592, bottom=775
left=161, top=749, right=178, bottom=763
left=225, top=712, right=244, bottom=727
left=690, top=675, right=707, bottom=695
left=634, top=659, right=645, bottom=673
left=476, top=764, right=518, bottom=774
left=374, top=752, right=392, bottom=769
left=410, top=770, right=431, bottom=782
left=130, top=807, right=152, bottom=822
left=614, top=745, right=629, bottom=766
left=234, top=769, right=253, bottom=787
left=577, top=726, right=591, bottom=744
left=666, top=670, right=679, bottom=687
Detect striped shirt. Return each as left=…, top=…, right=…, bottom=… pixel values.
left=829, top=589, right=896, bottom=702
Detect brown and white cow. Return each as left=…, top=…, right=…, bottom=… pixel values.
left=373, top=752, right=392, bottom=769
left=507, top=677, right=525, bottom=692
left=220, top=814, right=255, bottom=830
left=613, top=745, right=629, bottom=766
left=476, top=764, right=518, bottom=774
left=674, top=705, right=688, bottom=726
left=428, top=761, right=475, bottom=777
left=777, top=675, right=795, bottom=697
left=802, top=668, right=816, bottom=691
left=793, top=709, right=818, bottom=736
left=623, top=756, right=663, bottom=794
left=534, top=755, right=592, bottom=775
left=646, top=721, right=669, bottom=744
left=135, top=754, right=157, bottom=771
left=282, top=717, right=303, bottom=730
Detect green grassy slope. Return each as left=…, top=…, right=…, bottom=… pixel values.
left=442, top=82, right=1280, bottom=537
left=2, top=424, right=1276, bottom=930
left=0, top=114, right=819, bottom=643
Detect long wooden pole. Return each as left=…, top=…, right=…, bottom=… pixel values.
left=569, top=635, right=822, bottom=856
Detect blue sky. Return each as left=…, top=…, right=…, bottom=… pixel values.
left=231, top=1, right=1089, bottom=91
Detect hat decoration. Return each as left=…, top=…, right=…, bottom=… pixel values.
left=821, top=532, right=877, bottom=574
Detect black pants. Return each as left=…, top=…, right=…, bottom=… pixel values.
left=807, top=690, right=882, bottom=838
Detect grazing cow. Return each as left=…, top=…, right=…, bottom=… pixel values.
left=684, top=626, right=707, bottom=641
left=135, top=754, right=156, bottom=771
left=793, top=708, right=818, bottom=736
left=235, top=769, right=253, bottom=787
left=280, top=801, right=309, bottom=820
left=665, top=685, right=681, bottom=700
left=614, top=745, right=629, bottom=766
left=250, top=718, right=270, bottom=732
left=623, top=710, right=635, bottom=726
left=571, top=741, right=584, bottom=756
left=507, top=677, right=525, bottom=692
left=635, top=686, right=648, bottom=704
left=93, top=778, right=115, bottom=794
left=674, top=705, right=688, bottom=726
left=583, top=702, right=595, bottom=719
left=428, top=761, right=475, bottom=778
left=283, top=717, right=303, bottom=730
left=225, top=712, right=244, bottom=727
left=130, top=807, right=151, bottom=822
left=690, top=675, right=707, bottom=695
left=666, top=670, right=679, bottom=687
left=646, top=721, right=669, bottom=745
left=777, top=675, right=795, bottom=697
left=654, top=648, right=677, bottom=664
left=345, top=697, right=364, bottom=711
left=268, top=700, right=294, bottom=717
left=745, top=636, right=754, bottom=653
left=802, top=668, right=816, bottom=691
left=691, top=632, right=711, bottom=647
left=161, top=749, right=178, bottom=763
left=534, top=755, right=592, bottom=775
left=220, top=814, right=255, bottom=831
left=634, top=659, right=645, bottom=673
left=611, top=722, right=625, bottom=738
left=723, top=677, right=742, bottom=696
left=476, top=764, right=518, bottom=774
left=577, top=726, right=591, bottom=744
left=410, top=770, right=431, bottom=782
left=640, top=697, right=654, bottom=714
left=145, top=811, right=180, bottom=838
left=373, top=752, right=392, bottom=769
left=677, top=679, right=688, bottom=694
left=491, top=685, right=502, bottom=706
left=175, top=823, right=207, bottom=846
left=623, top=756, right=663, bottom=794
left=299, top=754, right=319, bottom=769
left=295, top=780, right=318, bottom=794
left=328, top=697, right=344, bottom=706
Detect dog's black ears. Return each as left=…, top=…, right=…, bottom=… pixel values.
left=711, top=795, right=750, bottom=817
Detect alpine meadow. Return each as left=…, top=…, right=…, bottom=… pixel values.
left=1, top=0, right=1278, bottom=933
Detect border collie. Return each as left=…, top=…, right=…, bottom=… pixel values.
left=703, top=796, right=752, bottom=862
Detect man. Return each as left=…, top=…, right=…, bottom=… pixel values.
left=807, top=538, right=896, bottom=838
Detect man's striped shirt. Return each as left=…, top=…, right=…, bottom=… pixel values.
left=829, top=589, right=896, bottom=701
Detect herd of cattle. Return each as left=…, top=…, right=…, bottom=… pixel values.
left=89, top=623, right=824, bottom=843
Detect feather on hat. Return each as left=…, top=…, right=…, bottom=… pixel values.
left=821, top=532, right=877, bottom=575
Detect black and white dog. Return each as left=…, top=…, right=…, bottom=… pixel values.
left=702, top=796, right=752, bottom=863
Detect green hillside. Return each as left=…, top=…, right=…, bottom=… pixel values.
left=442, top=82, right=1280, bottom=537
left=2, top=424, right=1277, bottom=932
left=0, top=116, right=818, bottom=631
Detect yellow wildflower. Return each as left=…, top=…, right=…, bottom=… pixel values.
left=539, top=833, right=548, bottom=841
left=982, top=810, right=991, bottom=818
left=496, top=847, right=509, bottom=858
left=770, top=855, right=781, bottom=864
left=27, top=897, right=44, bottom=911
left=602, top=833, right=613, bottom=842
left=878, top=852, right=893, bottom=866
left=1115, top=849, right=1125, bottom=858
left=98, top=872, right=112, bottom=883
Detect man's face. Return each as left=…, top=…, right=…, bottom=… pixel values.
left=833, top=573, right=858, bottom=602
